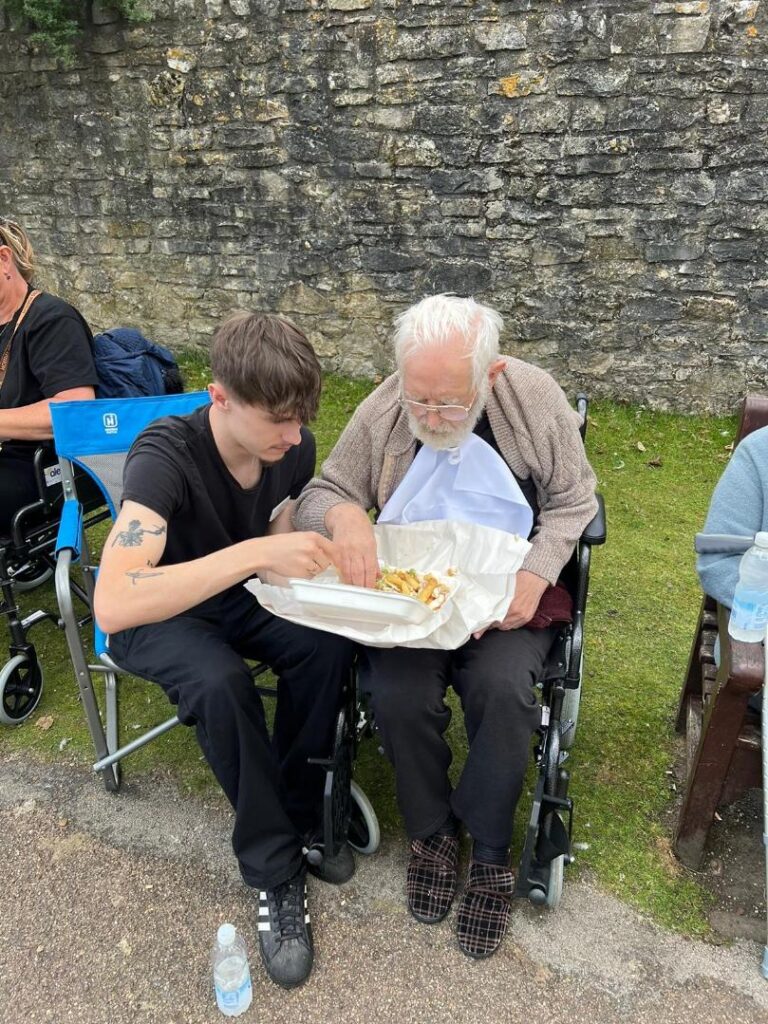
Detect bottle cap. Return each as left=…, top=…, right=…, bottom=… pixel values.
left=756, top=532, right=768, bottom=548
left=217, top=923, right=236, bottom=946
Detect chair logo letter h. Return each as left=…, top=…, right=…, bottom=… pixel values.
left=102, top=412, right=118, bottom=435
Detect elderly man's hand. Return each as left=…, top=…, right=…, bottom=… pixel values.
left=473, top=570, right=549, bottom=638
left=326, top=502, right=379, bottom=589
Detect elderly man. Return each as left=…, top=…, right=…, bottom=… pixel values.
left=294, top=293, right=598, bottom=958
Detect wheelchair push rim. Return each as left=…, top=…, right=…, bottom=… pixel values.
left=348, top=780, right=380, bottom=855
left=559, top=648, right=584, bottom=752
left=0, top=653, right=44, bottom=725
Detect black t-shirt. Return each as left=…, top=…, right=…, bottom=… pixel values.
left=0, top=290, right=98, bottom=460
left=121, top=404, right=316, bottom=610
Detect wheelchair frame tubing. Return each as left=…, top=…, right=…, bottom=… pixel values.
left=0, top=545, right=29, bottom=652
left=566, top=542, right=591, bottom=688
left=306, top=670, right=359, bottom=858
left=516, top=681, right=574, bottom=901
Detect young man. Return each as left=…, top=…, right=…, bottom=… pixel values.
left=94, top=312, right=355, bottom=989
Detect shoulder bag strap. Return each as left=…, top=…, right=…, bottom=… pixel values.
left=0, top=288, right=41, bottom=387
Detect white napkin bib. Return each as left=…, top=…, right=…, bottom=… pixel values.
left=378, top=432, right=533, bottom=538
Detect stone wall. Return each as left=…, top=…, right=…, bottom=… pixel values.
left=1, top=0, right=767, bottom=411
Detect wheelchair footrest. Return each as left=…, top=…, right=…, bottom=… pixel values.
left=515, top=775, right=574, bottom=901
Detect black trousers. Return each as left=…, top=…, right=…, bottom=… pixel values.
left=0, top=453, right=40, bottom=538
left=109, top=588, right=356, bottom=889
left=359, top=625, right=558, bottom=849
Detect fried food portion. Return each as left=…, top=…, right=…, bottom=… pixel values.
left=374, top=567, right=453, bottom=611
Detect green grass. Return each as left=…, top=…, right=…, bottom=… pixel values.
left=0, top=360, right=737, bottom=936
left=568, top=402, right=735, bottom=934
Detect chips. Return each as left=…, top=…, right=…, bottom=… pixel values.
left=374, top=567, right=454, bottom=611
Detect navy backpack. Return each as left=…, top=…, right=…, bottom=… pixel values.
left=92, top=328, right=184, bottom=399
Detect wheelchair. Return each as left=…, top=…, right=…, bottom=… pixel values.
left=0, top=446, right=108, bottom=725
left=49, top=392, right=380, bottom=872
left=514, top=394, right=606, bottom=908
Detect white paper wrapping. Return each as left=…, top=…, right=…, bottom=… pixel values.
left=245, top=520, right=531, bottom=650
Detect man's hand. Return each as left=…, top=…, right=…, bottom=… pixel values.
left=259, top=532, right=340, bottom=580
left=473, top=569, right=549, bottom=638
left=326, top=503, right=379, bottom=588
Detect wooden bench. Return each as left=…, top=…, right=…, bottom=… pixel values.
left=673, top=395, right=767, bottom=869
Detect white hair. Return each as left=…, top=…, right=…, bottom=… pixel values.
left=393, top=293, right=504, bottom=387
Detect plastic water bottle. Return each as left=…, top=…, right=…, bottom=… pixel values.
left=728, top=532, right=768, bottom=642
left=212, top=923, right=252, bottom=1017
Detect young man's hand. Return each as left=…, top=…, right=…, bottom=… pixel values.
left=326, top=503, right=379, bottom=589
left=260, top=531, right=339, bottom=580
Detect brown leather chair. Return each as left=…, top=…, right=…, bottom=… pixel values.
left=674, top=394, right=767, bottom=869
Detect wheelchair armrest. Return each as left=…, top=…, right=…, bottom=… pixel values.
left=32, top=446, right=58, bottom=509
left=581, top=493, right=606, bottom=546
left=56, top=498, right=83, bottom=561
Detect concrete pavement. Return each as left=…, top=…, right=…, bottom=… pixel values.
left=1, top=751, right=767, bottom=1024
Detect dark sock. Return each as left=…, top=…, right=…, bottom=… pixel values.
left=472, top=841, right=509, bottom=866
left=435, top=811, right=459, bottom=838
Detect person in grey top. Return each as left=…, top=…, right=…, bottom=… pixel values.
left=294, top=294, right=598, bottom=960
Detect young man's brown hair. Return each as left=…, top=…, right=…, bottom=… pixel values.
left=210, top=312, right=322, bottom=422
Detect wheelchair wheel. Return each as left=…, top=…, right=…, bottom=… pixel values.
left=546, top=852, right=565, bottom=908
left=11, top=560, right=54, bottom=593
left=560, top=649, right=584, bottom=752
left=0, top=653, right=44, bottom=725
left=348, top=780, right=380, bottom=855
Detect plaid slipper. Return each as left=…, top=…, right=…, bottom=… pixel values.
left=406, top=833, right=460, bottom=924
left=456, top=861, right=515, bottom=959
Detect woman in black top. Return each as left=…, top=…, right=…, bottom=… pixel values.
left=0, top=219, right=98, bottom=535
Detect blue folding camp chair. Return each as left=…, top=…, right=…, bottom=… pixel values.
left=50, top=392, right=380, bottom=861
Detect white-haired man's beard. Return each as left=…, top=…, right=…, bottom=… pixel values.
left=407, top=378, right=490, bottom=451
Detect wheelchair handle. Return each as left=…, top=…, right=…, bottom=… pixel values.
left=576, top=394, right=588, bottom=441
left=694, top=532, right=755, bottom=555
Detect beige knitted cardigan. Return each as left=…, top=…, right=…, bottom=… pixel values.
left=293, top=358, right=599, bottom=585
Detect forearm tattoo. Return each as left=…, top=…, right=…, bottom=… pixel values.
left=125, top=569, right=165, bottom=586
left=112, top=519, right=166, bottom=548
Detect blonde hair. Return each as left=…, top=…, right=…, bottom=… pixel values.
left=393, top=293, right=503, bottom=388
left=0, top=219, right=35, bottom=282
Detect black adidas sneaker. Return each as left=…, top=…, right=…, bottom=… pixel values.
left=257, top=865, right=313, bottom=989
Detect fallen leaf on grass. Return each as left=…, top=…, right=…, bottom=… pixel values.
left=636, top=441, right=646, bottom=452
left=646, top=456, right=663, bottom=468
left=35, top=715, right=54, bottom=731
